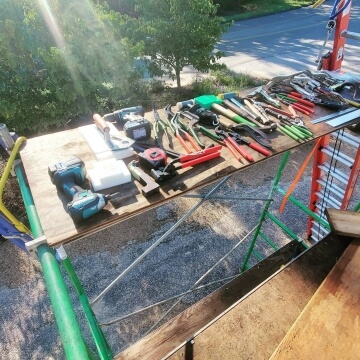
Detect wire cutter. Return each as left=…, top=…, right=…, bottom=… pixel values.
left=215, top=126, right=254, bottom=162
left=150, top=145, right=222, bottom=182
left=229, top=123, right=273, bottom=149
left=227, top=131, right=271, bottom=156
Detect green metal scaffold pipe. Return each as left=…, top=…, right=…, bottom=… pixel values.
left=14, top=161, right=92, bottom=360
left=241, top=151, right=291, bottom=272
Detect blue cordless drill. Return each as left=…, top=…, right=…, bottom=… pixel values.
left=48, top=157, right=109, bottom=223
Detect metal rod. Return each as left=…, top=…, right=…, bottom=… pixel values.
left=327, top=109, right=360, bottom=127
left=276, top=187, right=331, bottom=231
left=100, top=274, right=238, bottom=326
left=310, top=107, right=355, bottom=124
left=341, top=30, right=360, bottom=41
left=182, top=194, right=271, bottom=201
left=265, top=211, right=300, bottom=241
left=144, top=224, right=258, bottom=335
left=91, top=175, right=232, bottom=307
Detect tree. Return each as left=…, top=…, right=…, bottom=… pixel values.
left=0, top=0, right=135, bottom=133
left=125, top=0, right=230, bottom=89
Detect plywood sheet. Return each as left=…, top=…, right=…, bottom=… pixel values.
left=326, top=208, right=360, bottom=238
left=19, top=105, right=355, bottom=246
left=270, top=239, right=360, bottom=360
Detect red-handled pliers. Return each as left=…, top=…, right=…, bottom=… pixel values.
left=215, top=126, right=254, bottom=162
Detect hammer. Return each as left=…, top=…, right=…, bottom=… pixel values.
left=193, top=94, right=256, bottom=127
left=218, top=92, right=277, bottom=131
left=127, top=160, right=160, bottom=197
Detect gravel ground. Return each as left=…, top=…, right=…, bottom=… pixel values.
left=0, top=128, right=359, bottom=359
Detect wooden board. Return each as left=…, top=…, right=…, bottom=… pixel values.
left=326, top=208, right=360, bottom=238
left=19, top=104, right=357, bottom=246
left=116, top=235, right=348, bottom=360
left=270, top=238, right=360, bottom=360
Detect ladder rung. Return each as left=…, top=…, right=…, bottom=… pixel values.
left=310, top=230, right=328, bottom=242
left=319, top=163, right=349, bottom=184
left=316, top=178, right=345, bottom=197
left=321, top=145, right=354, bottom=167
left=314, top=203, right=330, bottom=218
left=310, top=224, right=329, bottom=237
left=341, top=30, right=360, bottom=41
left=332, top=130, right=360, bottom=148
left=316, top=189, right=342, bottom=207
left=310, top=232, right=328, bottom=242
left=310, top=234, right=322, bottom=242
left=311, top=220, right=329, bottom=234
left=315, top=191, right=341, bottom=208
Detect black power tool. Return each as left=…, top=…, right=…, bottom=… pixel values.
left=48, top=157, right=110, bottom=223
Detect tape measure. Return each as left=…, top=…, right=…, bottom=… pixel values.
left=138, top=148, right=167, bottom=170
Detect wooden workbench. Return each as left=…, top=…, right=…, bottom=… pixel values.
left=19, top=102, right=358, bottom=246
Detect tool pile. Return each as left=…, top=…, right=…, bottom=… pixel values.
left=50, top=70, right=360, bottom=222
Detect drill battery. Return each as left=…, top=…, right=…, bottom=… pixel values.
left=123, top=115, right=152, bottom=141
left=48, top=156, right=86, bottom=189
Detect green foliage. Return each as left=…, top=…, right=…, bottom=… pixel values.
left=0, top=0, right=136, bottom=134
left=218, top=0, right=315, bottom=20
left=124, top=0, right=230, bottom=89
left=192, top=68, right=265, bottom=95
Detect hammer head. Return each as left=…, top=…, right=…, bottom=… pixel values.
left=194, top=95, right=222, bottom=110
left=217, top=92, right=238, bottom=100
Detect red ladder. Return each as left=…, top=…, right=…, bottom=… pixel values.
left=307, top=129, right=360, bottom=242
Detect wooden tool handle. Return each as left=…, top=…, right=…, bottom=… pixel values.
left=212, top=103, right=236, bottom=118
left=93, top=114, right=110, bottom=132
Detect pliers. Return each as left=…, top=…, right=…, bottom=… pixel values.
left=165, top=106, right=206, bottom=149
left=262, top=105, right=313, bottom=141
left=229, top=123, right=273, bottom=149
left=170, top=112, right=202, bottom=153
left=153, top=102, right=172, bottom=148
left=215, top=126, right=254, bottom=162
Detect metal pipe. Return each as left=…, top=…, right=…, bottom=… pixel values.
left=15, top=163, right=91, bottom=360
left=341, top=30, right=360, bottom=40
left=61, top=254, right=112, bottom=360
left=37, top=245, right=91, bottom=359
left=14, top=163, right=43, bottom=237
left=241, top=151, right=291, bottom=272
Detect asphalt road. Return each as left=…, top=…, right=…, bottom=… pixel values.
left=178, top=0, right=360, bottom=85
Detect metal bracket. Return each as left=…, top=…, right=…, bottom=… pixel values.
left=10, top=159, right=22, bottom=177
left=25, top=235, right=48, bottom=259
